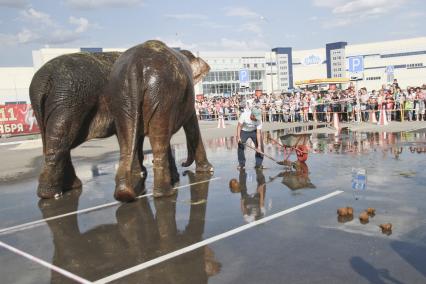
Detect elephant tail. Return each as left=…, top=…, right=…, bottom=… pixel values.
left=29, top=68, right=52, bottom=153
left=181, top=155, right=195, bottom=167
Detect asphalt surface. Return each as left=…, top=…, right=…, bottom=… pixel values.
left=0, top=120, right=426, bottom=283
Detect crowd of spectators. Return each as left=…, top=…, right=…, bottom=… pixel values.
left=195, top=80, right=426, bottom=124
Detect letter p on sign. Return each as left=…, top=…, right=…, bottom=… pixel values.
left=348, top=56, right=364, bottom=73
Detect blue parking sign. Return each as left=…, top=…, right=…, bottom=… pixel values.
left=239, top=69, right=249, bottom=83
left=348, top=56, right=364, bottom=73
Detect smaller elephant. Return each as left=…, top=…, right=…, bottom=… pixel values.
left=29, top=52, right=123, bottom=198
left=107, top=40, right=214, bottom=201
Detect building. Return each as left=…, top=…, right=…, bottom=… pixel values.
left=0, top=37, right=425, bottom=104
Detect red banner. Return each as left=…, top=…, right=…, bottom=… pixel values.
left=0, top=104, right=40, bottom=136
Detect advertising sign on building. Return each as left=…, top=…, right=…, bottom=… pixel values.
left=0, top=104, right=40, bottom=136
left=301, top=54, right=323, bottom=66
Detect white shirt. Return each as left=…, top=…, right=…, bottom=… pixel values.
left=238, top=110, right=262, bottom=132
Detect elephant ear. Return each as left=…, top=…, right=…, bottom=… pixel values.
left=180, top=50, right=211, bottom=84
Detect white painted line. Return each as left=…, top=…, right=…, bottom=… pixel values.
left=0, top=139, right=42, bottom=146
left=0, top=177, right=221, bottom=235
left=0, top=240, right=92, bottom=284
left=94, top=190, right=344, bottom=284
left=0, top=141, right=22, bottom=146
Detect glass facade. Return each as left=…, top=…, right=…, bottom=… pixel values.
left=201, top=69, right=265, bottom=96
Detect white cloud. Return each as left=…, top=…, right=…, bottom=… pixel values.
left=65, top=0, right=143, bottom=9
left=0, top=28, right=39, bottom=45
left=388, top=30, right=419, bottom=37
left=0, top=0, right=28, bottom=9
left=69, top=16, right=90, bottom=33
left=197, top=21, right=230, bottom=29
left=17, top=28, right=39, bottom=43
left=200, top=38, right=268, bottom=51
left=239, top=22, right=263, bottom=37
left=313, top=0, right=408, bottom=15
left=3, top=8, right=93, bottom=46
left=313, top=0, right=409, bottom=29
left=399, top=11, right=426, bottom=19
left=313, top=0, right=345, bottom=7
left=20, top=8, right=54, bottom=26
left=46, top=29, right=81, bottom=44
left=155, top=37, right=198, bottom=50
left=164, top=13, right=208, bottom=20
left=224, top=6, right=260, bottom=18
left=333, top=0, right=398, bottom=15
left=321, top=17, right=352, bottom=28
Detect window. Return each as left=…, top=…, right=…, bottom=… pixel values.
left=381, top=50, right=426, bottom=58
left=366, top=76, right=381, bottom=81
left=407, top=63, right=423, bottom=69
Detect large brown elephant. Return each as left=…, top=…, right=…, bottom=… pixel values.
left=106, top=40, right=213, bottom=202
left=29, top=52, right=122, bottom=199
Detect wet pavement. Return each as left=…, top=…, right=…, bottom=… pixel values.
left=0, top=128, right=426, bottom=283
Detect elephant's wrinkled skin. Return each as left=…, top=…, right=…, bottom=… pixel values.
left=107, top=40, right=213, bottom=201
left=30, top=52, right=122, bottom=198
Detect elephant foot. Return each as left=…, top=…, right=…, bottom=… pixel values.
left=196, top=162, right=214, bottom=173
left=37, top=184, right=62, bottom=199
left=37, top=177, right=81, bottom=199
left=153, top=186, right=177, bottom=198
left=114, top=181, right=137, bottom=202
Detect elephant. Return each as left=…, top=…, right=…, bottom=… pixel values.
left=106, top=40, right=214, bottom=202
left=29, top=52, right=122, bottom=199
left=30, top=47, right=212, bottom=201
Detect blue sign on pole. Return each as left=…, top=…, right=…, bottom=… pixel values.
left=239, top=69, right=249, bottom=86
left=348, top=56, right=364, bottom=73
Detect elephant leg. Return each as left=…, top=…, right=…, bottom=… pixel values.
left=168, top=146, right=179, bottom=184
left=149, top=133, right=177, bottom=198
left=182, top=113, right=214, bottom=172
left=37, top=119, right=82, bottom=199
left=114, top=116, right=142, bottom=202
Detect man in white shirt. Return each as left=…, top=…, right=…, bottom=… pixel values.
left=236, top=107, right=263, bottom=169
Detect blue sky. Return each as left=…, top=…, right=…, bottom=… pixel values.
left=0, top=0, right=425, bottom=66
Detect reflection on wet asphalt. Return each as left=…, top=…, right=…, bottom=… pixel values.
left=0, top=129, right=426, bottom=283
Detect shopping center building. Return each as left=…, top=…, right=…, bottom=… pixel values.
left=0, top=37, right=425, bottom=104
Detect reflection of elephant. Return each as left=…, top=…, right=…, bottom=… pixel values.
left=38, top=171, right=219, bottom=283
left=29, top=52, right=122, bottom=199
left=106, top=40, right=213, bottom=201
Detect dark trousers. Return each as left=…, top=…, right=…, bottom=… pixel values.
left=238, top=130, right=263, bottom=167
